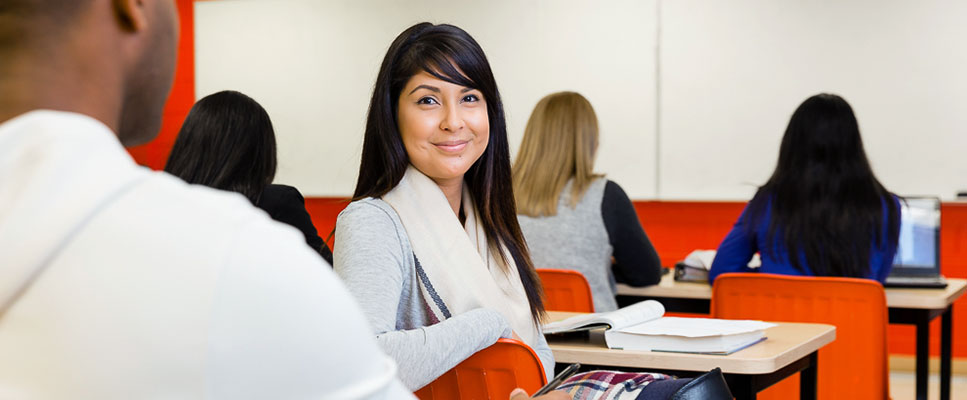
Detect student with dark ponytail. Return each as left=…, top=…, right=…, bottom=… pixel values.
left=709, top=93, right=901, bottom=284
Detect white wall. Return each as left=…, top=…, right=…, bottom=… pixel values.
left=196, top=0, right=967, bottom=200
left=195, top=0, right=658, bottom=197
left=659, top=0, right=967, bottom=200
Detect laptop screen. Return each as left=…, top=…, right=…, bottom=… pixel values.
left=891, top=197, right=940, bottom=271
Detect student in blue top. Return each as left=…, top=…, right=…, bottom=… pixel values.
left=709, top=93, right=901, bottom=285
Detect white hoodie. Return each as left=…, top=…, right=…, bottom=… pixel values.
left=0, top=111, right=412, bottom=399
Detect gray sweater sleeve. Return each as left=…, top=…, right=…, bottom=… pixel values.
left=333, top=200, right=512, bottom=391
left=533, top=326, right=555, bottom=379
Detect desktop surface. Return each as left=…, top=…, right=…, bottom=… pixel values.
left=616, top=274, right=967, bottom=310
left=545, top=311, right=835, bottom=374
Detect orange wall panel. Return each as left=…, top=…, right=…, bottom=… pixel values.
left=633, top=201, right=745, bottom=267
left=304, top=198, right=350, bottom=245
left=305, top=197, right=967, bottom=358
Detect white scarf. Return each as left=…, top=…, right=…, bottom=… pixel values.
left=382, top=166, right=540, bottom=348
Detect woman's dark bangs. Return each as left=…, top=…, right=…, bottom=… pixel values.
left=420, top=48, right=477, bottom=90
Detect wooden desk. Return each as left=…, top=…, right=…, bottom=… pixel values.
left=615, top=275, right=967, bottom=400
left=545, top=312, right=835, bottom=400
left=617, top=274, right=967, bottom=309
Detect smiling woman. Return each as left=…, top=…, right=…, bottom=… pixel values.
left=332, top=22, right=553, bottom=390
left=397, top=70, right=490, bottom=216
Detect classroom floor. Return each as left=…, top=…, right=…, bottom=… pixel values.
left=889, top=372, right=967, bottom=400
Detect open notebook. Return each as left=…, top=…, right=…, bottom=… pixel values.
left=543, top=300, right=775, bottom=354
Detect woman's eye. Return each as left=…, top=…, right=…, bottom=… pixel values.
left=417, top=97, right=439, bottom=105
left=462, top=94, right=480, bottom=103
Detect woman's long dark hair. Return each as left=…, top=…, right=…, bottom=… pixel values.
left=353, top=22, right=545, bottom=321
left=746, top=93, right=900, bottom=278
left=164, top=90, right=277, bottom=203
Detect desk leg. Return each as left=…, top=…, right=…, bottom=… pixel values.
left=916, top=311, right=930, bottom=400
left=799, top=351, right=818, bottom=400
left=726, top=376, right=756, bottom=400
left=941, top=305, right=953, bottom=400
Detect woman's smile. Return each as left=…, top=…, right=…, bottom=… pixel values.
left=432, top=139, right=470, bottom=153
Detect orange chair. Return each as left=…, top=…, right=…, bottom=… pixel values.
left=711, top=273, right=889, bottom=400
left=537, top=269, right=595, bottom=313
left=414, top=338, right=547, bottom=400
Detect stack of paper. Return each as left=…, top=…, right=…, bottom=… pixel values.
left=542, top=300, right=775, bottom=355
left=604, top=317, right=776, bottom=354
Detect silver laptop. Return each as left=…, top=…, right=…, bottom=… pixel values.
left=885, top=197, right=947, bottom=288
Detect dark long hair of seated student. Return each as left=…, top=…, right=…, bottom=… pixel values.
left=708, top=93, right=901, bottom=284
left=163, top=90, right=333, bottom=264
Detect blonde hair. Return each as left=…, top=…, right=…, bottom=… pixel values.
left=513, top=92, right=602, bottom=217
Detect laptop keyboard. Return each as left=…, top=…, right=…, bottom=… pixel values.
left=884, top=275, right=948, bottom=288
left=887, top=276, right=946, bottom=283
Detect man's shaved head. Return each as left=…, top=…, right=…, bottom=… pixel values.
left=0, top=0, right=92, bottom=17
left=0, top=0, right=179, bottom=146
left=0, top=0, right=95, bottom=49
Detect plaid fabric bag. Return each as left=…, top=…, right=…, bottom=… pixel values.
left=558, top=370, right=673, bottom=400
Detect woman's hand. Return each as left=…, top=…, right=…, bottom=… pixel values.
left=505, top=334, right=566, bottom=399
left=509, top=388, right=570, bottom=400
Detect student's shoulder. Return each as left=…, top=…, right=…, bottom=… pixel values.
left=601, top=179, right=633, bottom=206
left=130, top=172, right=314, bottom=252
left=335, top=197, right=411, bottom=257
left=262, top=184, right=305, bottom=202
left=256, top=184, right=309, bottom=216
left=603, top=179, right=626, bottom=197
left=890, top=193, right=902, bottom=207
left=106, top=170, right=323, bottom=267
left=338, top=197, right=402, bottom=228
left=136, top=171, right=267, bottom=228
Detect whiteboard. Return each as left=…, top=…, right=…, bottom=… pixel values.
left=195, top=0, right=659, bottom=197
left=659, top=0, right=967, bottom=200
left=196, top=0, right=967, bottom=200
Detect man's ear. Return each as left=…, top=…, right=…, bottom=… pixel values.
left=113, top=0, right=147, bottom=32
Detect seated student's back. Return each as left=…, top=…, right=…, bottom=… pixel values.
left=709, top=93, right=901, bottom=284
left=164, top=91, right=332, bottom=264
left=0, top=2, right=406, bottom=397
left=513, top=92, right=662, bottom=312
left=0, top=138, right=398, bottom=396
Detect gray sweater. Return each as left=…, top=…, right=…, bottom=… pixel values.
left=333, top=198, right=555, bottom=390
left=518, top=178, right=663, bottom=311
left=519, top=179, right=617, bottom=311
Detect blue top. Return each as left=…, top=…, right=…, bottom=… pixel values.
left=708, top=197, right=900, bottom=284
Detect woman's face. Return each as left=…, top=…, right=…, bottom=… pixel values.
left=397, top=70, right=490, bottom=186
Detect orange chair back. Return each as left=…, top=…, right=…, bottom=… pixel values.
left=711, top=273, right=888, bottom=400
left=414, top=338, right=547, bottom=400
left=537, top=269, right=595, bottom=313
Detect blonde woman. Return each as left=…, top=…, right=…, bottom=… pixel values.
left=514, top=92, right=662, bottom=312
